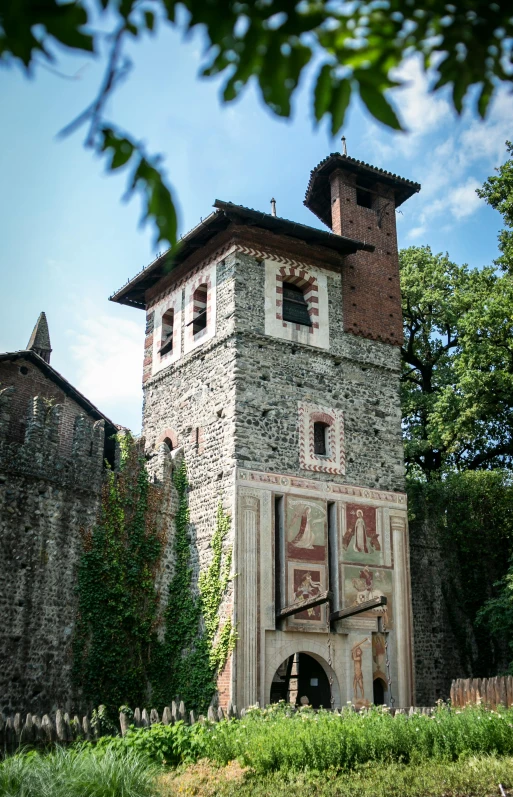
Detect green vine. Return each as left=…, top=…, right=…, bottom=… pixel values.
left=150, top=462, right=235, bottom=713
left=73, top=433, right=164, bottom=715
left=74, top=443, right=235, bottom=716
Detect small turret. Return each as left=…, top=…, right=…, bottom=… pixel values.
left=27, top=312, right=52, bottom=364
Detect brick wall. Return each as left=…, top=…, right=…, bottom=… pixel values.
left=329, top=170, right=403, bottom=346
left=0, top=359, right=89, bottom=456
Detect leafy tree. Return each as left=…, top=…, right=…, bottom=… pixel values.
left=477, top=141, right=513, bottom=274
left=401, top=145, right=513, bottom=480
left=1, top=0, right=512, bottom=246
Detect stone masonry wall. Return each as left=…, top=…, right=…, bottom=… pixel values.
left=0, top=387, right=105, bottom=714
left=231, top=251, right=405, bottom=493
left=142, top=256, right=238, bottom=609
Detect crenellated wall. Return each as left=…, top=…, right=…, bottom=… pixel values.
left=0, top=387, right=105, bottom=714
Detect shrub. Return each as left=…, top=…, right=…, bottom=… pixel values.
left=96, top=703, right=513, bottom=774
left=0, top=745, right=158, bottom=797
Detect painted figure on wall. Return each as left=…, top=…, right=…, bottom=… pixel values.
left=344, top=566, right=393, bottom=627
left=352, top=637, right=368, bottom=698
left=290, top=506, right=314, bottom=549
left=342, top=504, right=381, bottom=564
left=372, top=633, right=387, bottom=681
left=286, top=498, right=326, bottom=563
left=288, top=565, right=325, bottom=622
left=295, top=571, right=322, bottom=617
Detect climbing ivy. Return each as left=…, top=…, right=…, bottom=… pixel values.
left=74, top=442, right=235, bottom=716
left=151, top=465, right=235, bottom=713
left=72, top=433, right=164, bottom=715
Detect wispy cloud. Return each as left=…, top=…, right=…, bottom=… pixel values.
left=68, top=312, right=144, bottom=430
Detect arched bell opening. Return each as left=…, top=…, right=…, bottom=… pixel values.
left=270, top=652, right=332, bottom=709
left=373, top=676, right=388, bottom=706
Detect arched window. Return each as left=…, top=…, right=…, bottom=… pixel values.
left=313, top=421, right=329, bottom=456
left=373, top=677, right=387, bottom=705
left=162, top=437, right=173, bottom=452
left=282, top=282, right=311, bottom=326
left=158, top=309, right=174, bottom=356
left=192, top=284, right=208, bottom=335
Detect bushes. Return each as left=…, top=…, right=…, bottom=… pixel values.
left=0, top=745, right=158, bottom=797
left=98, top=703, right=513, bottom=774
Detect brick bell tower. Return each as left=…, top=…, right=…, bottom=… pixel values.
left=110, top=150, right=420, bottom=712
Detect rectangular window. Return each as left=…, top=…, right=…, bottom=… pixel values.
left=356, top=186, right=373, bottom=209
left=282, top=283, right=312, bottom=326
left=192, top=284, right=208, bottom=335
left=313, top=422, right=328, bottom=456
left=158, top=309, right=174, bottom=356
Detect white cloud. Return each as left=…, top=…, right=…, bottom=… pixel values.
left=407, top=225, right=426, bottom=240
left=447, top=178, right=483, bottom=219
left=68, top=312, right=144, bottom=430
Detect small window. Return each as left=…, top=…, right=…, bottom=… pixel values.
left=158, top=309, right=174, bottom=356
left=356, top=187, right=373, bottom=209
left=313, top=422, right=329, bottom=456
left=162, top=436, right=173, bottom=452
left=192, top=284, right=208, bottom=336
left=282, top=283, right=311, bottom=327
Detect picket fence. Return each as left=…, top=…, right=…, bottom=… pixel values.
left=450, top=676, right=513, bottom=709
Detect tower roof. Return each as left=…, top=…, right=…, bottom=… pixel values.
left=109, top=200, right=374, bottom=309
left=304, top=153, right=421, bottom=229
left=27, top=312, right=52, bottom=363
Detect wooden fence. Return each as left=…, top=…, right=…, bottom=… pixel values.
left=450, top=676, right=513, bottom=709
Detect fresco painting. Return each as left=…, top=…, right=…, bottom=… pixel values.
left=287, top=563, right=326, bottom=624
left=372, top=632, right=387, bottom=683
left=286, top=496, right=327, bottom=563
left=351, top=636, right=371, bottom=709
left=342, top=504, right=383, bottom=565
left=343, top=565, right=393, bottom=628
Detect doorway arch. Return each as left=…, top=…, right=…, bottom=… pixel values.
left=265, top=643, right=341, bottom=708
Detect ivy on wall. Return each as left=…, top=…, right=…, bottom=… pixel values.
left=74, top=437, right=235, bottom=716
left=151, top=463, right=235, bottom=713
left=72, top=434, right=164, bottom=713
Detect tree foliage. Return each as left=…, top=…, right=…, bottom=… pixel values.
left=2, top=0, right=512, bottom=246
left=401, top=145, right=513, bottom=481
left=477, top=140, right=513, bottom=275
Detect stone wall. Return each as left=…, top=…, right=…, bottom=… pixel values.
left=232, top=251, right=405, bottom=493
left=0, top=387, right=105, bottom=714
left=142, top=256, right=238, bottom=590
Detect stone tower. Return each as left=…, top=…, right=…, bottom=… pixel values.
left=111, top=152, right=420, bottom=710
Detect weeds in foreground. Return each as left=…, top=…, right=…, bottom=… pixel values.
left=0, top=745, right=158, bottom=797
left=158, top=755, right=513, bottom=797
left=100, top=703, right=513, bottom=773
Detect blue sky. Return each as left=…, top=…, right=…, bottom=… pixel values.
left=0, top=19, right=511, bottom=432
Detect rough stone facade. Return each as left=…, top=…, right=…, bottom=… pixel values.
left=0, top=386, right=106, bottom=714
left=132, top=154, right=417, bottom=711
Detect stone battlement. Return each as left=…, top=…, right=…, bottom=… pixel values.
left=0, top=386, right=105, bottom=492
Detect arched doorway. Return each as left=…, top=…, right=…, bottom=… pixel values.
left=373, top=677, right=388, bottom=706
left=270, top=653, right=331, bottom=708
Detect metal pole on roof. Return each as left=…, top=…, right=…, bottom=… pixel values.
left=270, top=198, right=277, bottom=217
left=341, top=135, right=347, bottom=156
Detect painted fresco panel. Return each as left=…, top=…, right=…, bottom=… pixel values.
left=287, top=562, right=326, bottom=626
left=286, top=496, right=327, bottom=562
left=284, top=495, right=327, bottom=630
left=342, top=503, right=383, bottom=566
left=342, top=565, right=393, bottom=629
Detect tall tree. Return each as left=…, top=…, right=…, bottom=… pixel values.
left=477, top=140, right=513, bottom=274
left=1, top=0, right=512, bottom=246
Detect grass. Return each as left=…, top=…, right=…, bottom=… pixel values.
left=101, top=703, right=513, bottom=773
left=2, top=705, right=513, bottom=796
left=0, top=745, right=158, bottom=797
left=159, top=756, right=513, bottom=797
